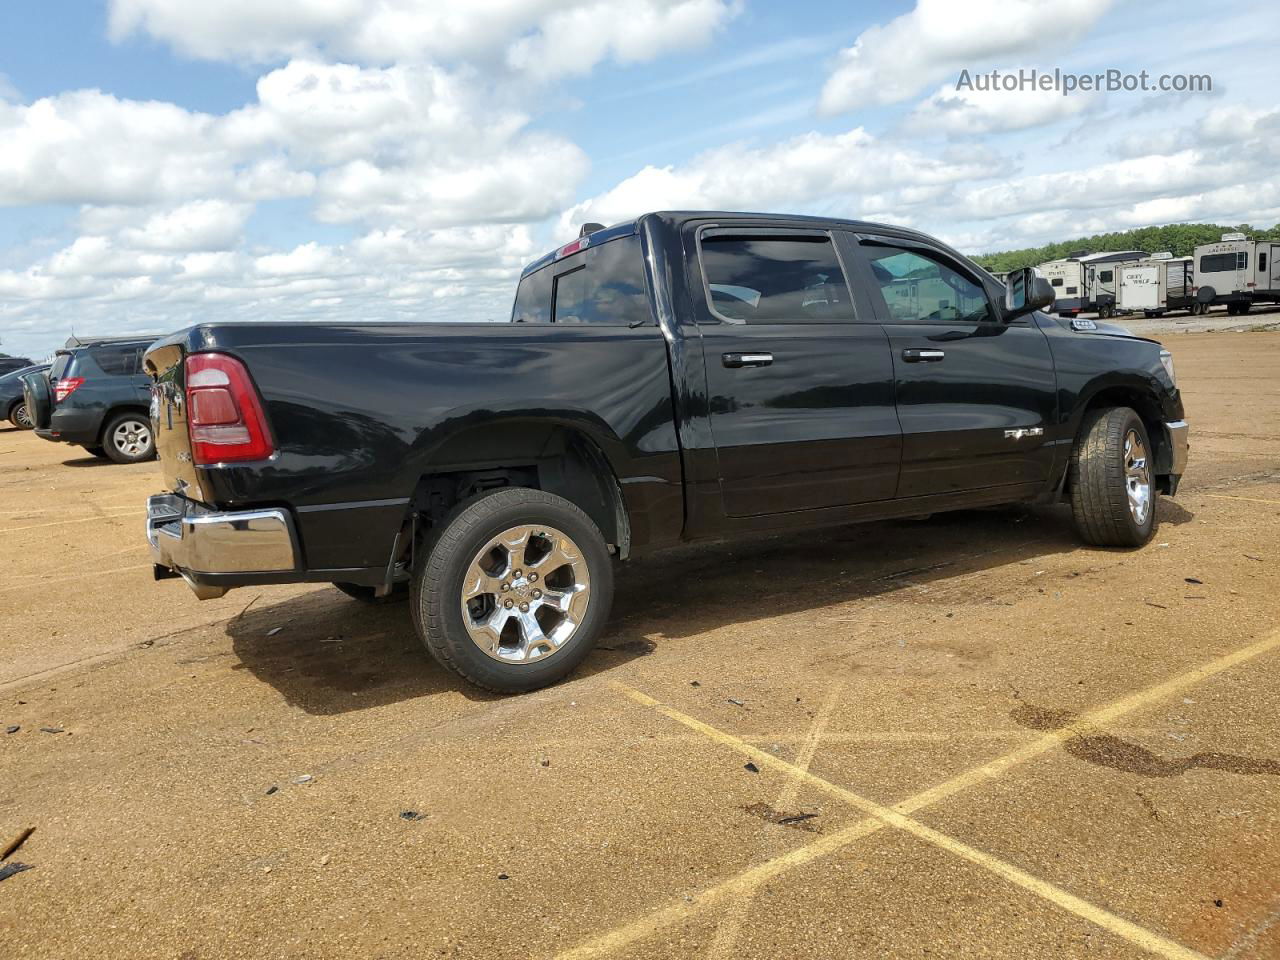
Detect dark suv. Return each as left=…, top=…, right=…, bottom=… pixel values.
left=24, top=337, right=160, bottom=463
left=1, top=363, right=50, bottom=428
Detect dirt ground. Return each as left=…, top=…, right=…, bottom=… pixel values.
left=2, top=332, right=1279, bottom=960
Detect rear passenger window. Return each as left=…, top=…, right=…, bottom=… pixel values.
left=699, top=236, right=855, bottom=323
left=864, top=246, right=994, bottom=324
left=89, top=347, right=138, bottom=376
left=513, top=235, right=651, bottom=326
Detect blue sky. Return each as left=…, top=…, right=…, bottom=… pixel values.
left=0, top=0, right=1275, bottom=360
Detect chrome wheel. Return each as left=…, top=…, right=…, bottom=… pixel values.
left=1123, top=429, right=1151, bottom=525
left=13, top=403, right=31, bottom=428
left=460, top=524, right=591, bottom=663
left=112, top=419, right=152, bottom=459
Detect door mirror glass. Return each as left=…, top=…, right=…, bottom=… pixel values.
left=1004, top=267, right=1055, bottom=320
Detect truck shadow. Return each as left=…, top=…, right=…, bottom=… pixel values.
left=226, top=502, right=1194, bottom=714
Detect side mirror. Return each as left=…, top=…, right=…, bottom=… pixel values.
left=1003, top=266, right=1054, bottom=321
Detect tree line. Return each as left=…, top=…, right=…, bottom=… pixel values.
left=971, top=223, right=1280, bottom=273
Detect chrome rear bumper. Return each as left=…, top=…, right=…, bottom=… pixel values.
left=146, top=493, right=299, bottom=599
left=1164, top=419, right=1188, bottom=476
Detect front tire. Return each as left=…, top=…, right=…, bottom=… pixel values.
left=412, top=487, right=614, bottom=693
left=1070, top=406, right=1157, bottom=547
left=102, top=413, right=155, bottom=464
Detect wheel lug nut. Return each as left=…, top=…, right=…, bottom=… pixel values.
left=500, top=583, right=509, bottom=591
left=519, top=602, right=529, bottom=612
left=529, top=573, right=538, bottom=582
left=504, top=600, right=513, bottom=609
left=532, top=590, right=541, bottom=599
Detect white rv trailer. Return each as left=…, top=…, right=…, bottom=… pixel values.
left=1193, top=233, right=1280, bottom=315
left=1037, top=250, right=1149, bottom=318
left=1118, top=253, right=1195, bottom=317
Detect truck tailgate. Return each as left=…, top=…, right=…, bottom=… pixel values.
left=144, top=341, right=205, bottom=503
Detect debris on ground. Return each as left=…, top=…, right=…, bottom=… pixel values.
left=0, top=862, right=33, bottom=883
left=1185, top=577, right=1204, bottom=584
left=743, top=762, right=759, bottom=773
left=2, top=827, right=35, bottom=860
left=399, top=811, right=427, bottom=821
left=39, top=727, right=63, bottom=734
left=266, top=627, right=283, bottom=637
left=497, top=873, right=509, bottom=880
left=265, top=786, right=279, bottom=796
left=742, top=803, right=821, bottom=832
left=727, top=698, right=744, bottom=707
left=5, top=725, right=18, bottom=734
left=321, top=636, right=343, bottom=643
left=689, top=681, right=700, bottom=687
left=292, top=774, right=314, bottom=784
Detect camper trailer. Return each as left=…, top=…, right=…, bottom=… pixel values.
left=1118, top=253, right=1195, bottom=317
left=1193, top=233, right=1280, bottom=315
left=1039, top=251, right=1149, bottom=318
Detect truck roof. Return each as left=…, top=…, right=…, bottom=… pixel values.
left=518, top=211, right=966, bottom=280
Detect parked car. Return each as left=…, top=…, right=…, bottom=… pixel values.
left=23, top=336, right=161, bottom=463
left=143, top=212, right=1188, bottom=693
left=1, top=363, right=50, bottom=428
left=0, top=354, right=36, bottom=376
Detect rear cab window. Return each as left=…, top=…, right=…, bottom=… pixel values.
left=697, top=232, right=856, bottom=323
left=512, top=234, right=651, bottom=326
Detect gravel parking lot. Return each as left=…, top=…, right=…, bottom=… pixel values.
left=3, top=331, right=1279, bottom=959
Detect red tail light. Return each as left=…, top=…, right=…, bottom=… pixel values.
left=184, top=353, right=274, bottom=464
left=53, top=377, right=84, bottom=403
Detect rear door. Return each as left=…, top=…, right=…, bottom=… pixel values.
left=690, top=224, right=900, bottom=517
left=850, top=235, right=1057, bottom=499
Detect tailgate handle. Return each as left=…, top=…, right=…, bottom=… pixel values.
left=722, top=352, right=773, bottom=368
left=902, top=348, right=945, bottom=362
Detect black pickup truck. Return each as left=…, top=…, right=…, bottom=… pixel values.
left=144, top=211, right=1188, bottom=692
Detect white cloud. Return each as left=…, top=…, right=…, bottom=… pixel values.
left=904, top=80, right=1102, bottom=136
left=121, top=200, right=252, bottom=251
left=819, top=0, right=1114, bottom=114
left=108, top=0, right=738, bottom=77
left=560, top=127, right=1005, bottom=231
left=0, top=91, right=227, bottom=206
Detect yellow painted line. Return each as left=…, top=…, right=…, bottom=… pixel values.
left=1, top=509, right=136, bottom=533
left=556, top=630, right=1280, bottom=960
left=609, top=686, right=1211, bottom=960
left=1205, top=494, right=1280, bottom=506
left=0, top=563, right=152, bottom=595
left=708, top=682, right=843, bottom=960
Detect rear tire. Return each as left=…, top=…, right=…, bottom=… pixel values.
left=412, top=487, right=613, bottom=694
left=333, top=581, right=408, bottom=604
left=1070, top=406, right=1157, bottom=547
left=8, top=402, right=32, bottom=429
left=102, top=412, right=155, bottom=464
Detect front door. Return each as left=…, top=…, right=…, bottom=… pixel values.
left=851, top=238, right=1058, bottom=499
left=692, top=226, right=901, bottom=518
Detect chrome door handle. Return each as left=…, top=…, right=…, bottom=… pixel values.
left=902, top=348, right=945, bottom=362
left=722, top=352, right=774, bottom=368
